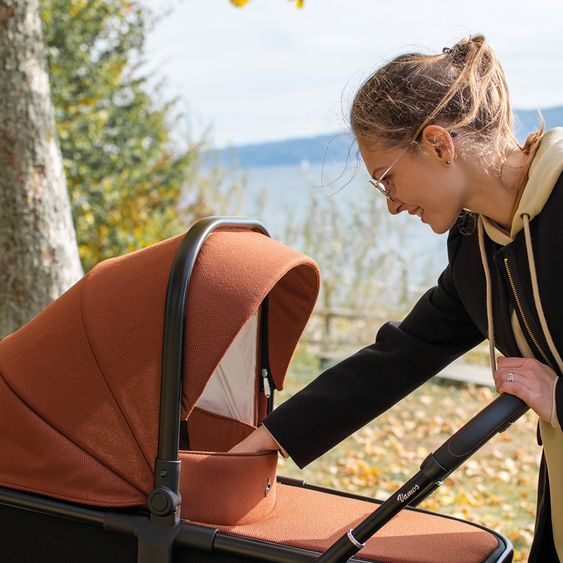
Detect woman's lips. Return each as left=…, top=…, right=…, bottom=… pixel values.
left=407, top=207, right=424, bottom=218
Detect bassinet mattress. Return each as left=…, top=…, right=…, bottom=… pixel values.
left=185, top=482, right=500, bottom=563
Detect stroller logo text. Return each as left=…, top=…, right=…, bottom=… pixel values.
left=397, top=484, right=420, bottom=503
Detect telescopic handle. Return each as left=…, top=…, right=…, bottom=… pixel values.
left=410, top=393, right=529, bottom=508
left=432, top=393, right=528, bottom=473
left=316, top=393, right=529, bottom=563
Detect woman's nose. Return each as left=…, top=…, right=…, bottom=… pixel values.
left=387, top=199, right=402, bottom=215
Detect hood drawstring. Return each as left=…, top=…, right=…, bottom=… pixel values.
left=522, top=214, right=563, bottom=374
left=477, top=216, right=497, bottom=374
left=477, top=214, right=563, bottom=376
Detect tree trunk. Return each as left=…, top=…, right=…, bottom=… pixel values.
left=0, top=0, right=83, bottom=338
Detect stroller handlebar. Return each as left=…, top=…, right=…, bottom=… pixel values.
left=432, top=393, right=528, bottom=473
left=316, top=393, right=528, bottom=563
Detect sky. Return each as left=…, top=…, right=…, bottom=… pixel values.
left=143, top=0, right=563, bottom=148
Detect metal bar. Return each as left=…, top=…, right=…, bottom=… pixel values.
left=175, top=524, right=368, bottom=563
left=0, top=486, right=104, bottom=526
left=315, top=471, right=436, bottom=563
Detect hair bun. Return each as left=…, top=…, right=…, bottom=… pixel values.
left=453, top=35, right=484, bottom=53
left=445, top=35, right=484, bottom=65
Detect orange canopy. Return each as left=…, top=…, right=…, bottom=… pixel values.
left=0, top=228, right=319, bottom=507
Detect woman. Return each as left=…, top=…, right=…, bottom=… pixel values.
left=230, top=35, right=563, bottom=561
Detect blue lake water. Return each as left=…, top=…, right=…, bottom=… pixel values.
left=232, top=161, right=449, bottom=289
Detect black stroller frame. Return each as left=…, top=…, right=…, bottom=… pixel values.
left=0, top=217, right=528, bottom=562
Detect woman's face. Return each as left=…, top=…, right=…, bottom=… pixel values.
left=359, top=127, right=467, bottom=234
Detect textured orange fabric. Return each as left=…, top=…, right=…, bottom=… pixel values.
left=188, top=407, right=256, bottom=452
left=0, top=375, right=144, bottom=506
left=0, top=228, right=319, bottom=507
left=190, top=483, right=499, bottom=562
left=0, top=280, right=152, bottom=501
left=81, top=235, right=177, bottom=471
left=179, top=450, right=277, bottom=525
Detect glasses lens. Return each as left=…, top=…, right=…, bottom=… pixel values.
left=369, top=178, right=391, bottom=199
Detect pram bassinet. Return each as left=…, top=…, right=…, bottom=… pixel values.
left=0, top=217, right=521, bottom=562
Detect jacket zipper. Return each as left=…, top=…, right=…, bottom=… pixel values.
left=503, top=257, right=554, bottom=369
left=261, top=368, right=273, bottom=398
left=259, top=296, right=275, bottom=412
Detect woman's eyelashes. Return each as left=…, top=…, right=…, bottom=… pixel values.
left=381, top=175, right=393, bottom=193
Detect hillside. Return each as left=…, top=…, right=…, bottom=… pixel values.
left=210, top=106, right=563, bottom=168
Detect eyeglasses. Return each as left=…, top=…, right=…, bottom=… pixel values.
left=368, top=141, right=415, bottom=201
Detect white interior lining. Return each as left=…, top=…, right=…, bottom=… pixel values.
left=195, top=310, right=258, bottom=426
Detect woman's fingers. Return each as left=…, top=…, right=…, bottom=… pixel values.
left=493, top=362, right=531, bottom=391
left=498, top=379, right=532, bottom=401
left=497, top=356, right=525, bottom=369
left=493, top=357, right=556, bottom=422
left=228, top=425, right=279, bottom=454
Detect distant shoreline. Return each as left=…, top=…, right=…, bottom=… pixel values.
left=207, top=106, right=562, bottom=168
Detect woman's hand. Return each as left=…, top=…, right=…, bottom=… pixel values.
left=228, top=425, right=279, bottom=454
left=494, top=356, right=557, bottom=423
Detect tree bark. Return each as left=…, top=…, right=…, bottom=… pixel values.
left=0, top=0, right=83, bottom=338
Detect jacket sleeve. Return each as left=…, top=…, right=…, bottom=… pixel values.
left=262, top=257, right=485, bottom=469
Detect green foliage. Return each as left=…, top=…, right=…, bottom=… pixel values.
left=41, top=0, right=212, bottom=270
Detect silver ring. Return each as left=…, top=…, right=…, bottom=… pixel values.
left=507, top=371, right=515, bottom=383
left=347, top=529, right=365, bottom=549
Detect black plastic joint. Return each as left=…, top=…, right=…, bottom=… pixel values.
left=419, top=453, right=449, bottom=483
left=154, top=458, right=181, bottom=492
left=176, top=523, right=218, bottom=553
left=148, top=487, right=181, bottom=517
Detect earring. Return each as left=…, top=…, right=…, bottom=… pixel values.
left=445, top=160, right=451, bottom=165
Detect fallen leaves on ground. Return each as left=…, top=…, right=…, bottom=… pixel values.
left=277, top=363, right=541, bottom=561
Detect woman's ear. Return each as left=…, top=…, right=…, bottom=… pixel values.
left=420, top=125, right=456, bottom=164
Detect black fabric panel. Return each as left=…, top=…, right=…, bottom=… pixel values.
left=0, top=504, right=136, bottom=563
left=449, top=213, right=521, bottom=359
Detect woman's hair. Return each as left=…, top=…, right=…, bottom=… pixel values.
left=350, top=35, right=543, bottom=171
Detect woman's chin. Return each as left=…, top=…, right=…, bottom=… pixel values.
left=426, top=219, right=450, bottom=235
left=424, top=213, right=459, bottom=234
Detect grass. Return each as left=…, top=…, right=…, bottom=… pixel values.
left=275, top=349, right=541, bottom=561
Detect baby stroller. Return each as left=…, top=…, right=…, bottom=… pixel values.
left=0, top=216, right=527, bottom=562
